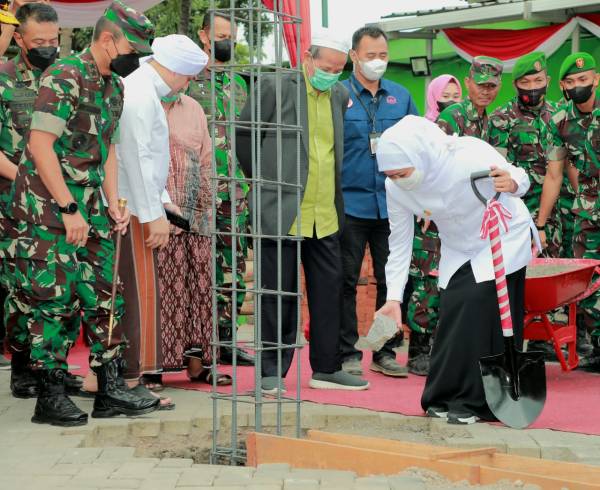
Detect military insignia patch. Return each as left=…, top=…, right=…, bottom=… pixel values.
left=534, top=60, right=542, bottom=71
left=576, top=57, right=585, bottom=68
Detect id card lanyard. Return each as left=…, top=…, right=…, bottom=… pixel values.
left=350, top=78, right=382, bottom=156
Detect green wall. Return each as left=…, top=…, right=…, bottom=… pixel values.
left=343, top=19, right=600, bottom=115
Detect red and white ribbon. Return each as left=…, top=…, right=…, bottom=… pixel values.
left=480, top=199, right=513, bottom=337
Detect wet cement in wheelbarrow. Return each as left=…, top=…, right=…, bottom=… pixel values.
left=526, top=264, right=586, bottom=278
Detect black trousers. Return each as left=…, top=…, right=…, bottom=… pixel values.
left=260, top=232, right=343, bottom=377
left=339, top=215, right=403, bottom=362
left=421, top=262, right=525, bottom=419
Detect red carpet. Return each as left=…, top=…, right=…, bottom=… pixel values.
left=68, top=345, right=600, bottom=435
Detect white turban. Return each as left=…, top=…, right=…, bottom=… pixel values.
left=146, top=34, right=208, bottom=76
left=311, top=28, right=350, bottom=54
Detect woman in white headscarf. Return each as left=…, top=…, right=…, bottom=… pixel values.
left=375, top=115, right=537, bottom=425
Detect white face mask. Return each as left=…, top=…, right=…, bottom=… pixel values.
left=359, top=58, right=388, bottom=81
left=392, top=169, right=424, bottom=191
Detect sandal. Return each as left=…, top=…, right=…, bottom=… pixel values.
left=188, top=368, right=232, bottom=386
left=140, top=373, right=164, bottom=392
left=130, top=384, right=176, bottom=411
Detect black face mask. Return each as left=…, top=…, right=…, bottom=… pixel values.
left=437, top=100, right=455, bottom=112
left=110, top=53, right=140, bottom=78
left=213, top=39, right=234, bottom=63
left=26, top=46, right=58, bottom=71
left=517, top=86, right=547, bottom=107
left=564, top=84, right=595, bottom=105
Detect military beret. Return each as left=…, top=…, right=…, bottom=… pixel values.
left=104, top=0, right=155, bottom=55
left=559, top=52, right=596, bottom=81
left=470, top=56, right=504, bottom=85
left=512, top=51, right=547, bottom=82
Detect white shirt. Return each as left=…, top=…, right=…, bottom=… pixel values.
left=117, top=63, right=172, bottom=223
left=385, top=141, right=536, bottom=302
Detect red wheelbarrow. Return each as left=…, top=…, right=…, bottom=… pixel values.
left=524, top=258, right=600, bottom=371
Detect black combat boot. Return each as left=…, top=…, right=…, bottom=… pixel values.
left=578, top=334, right=600, bottom=372
left=576, top=325, right=594, bottom=356
left=406, top=332, right=431, bottom=376
left=218, top=325, right=255, bottom=366
left=31, top=369, right=88, bottom=427
left=10, top=349, right=39, bottom=399
left=91, top=360, right=159, bottom=418
left=64, top=371, right=85, bottom=396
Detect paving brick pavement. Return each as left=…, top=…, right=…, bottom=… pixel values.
left=2, top=370, right=600, bottom=489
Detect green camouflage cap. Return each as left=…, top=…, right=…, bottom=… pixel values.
left=559, top=52, right=596, bottom=80
left=104, top=0, right=155, bottom=55
left=470, top=56, right=503, bottom=85
left=512, top=51, right=547, bottom=82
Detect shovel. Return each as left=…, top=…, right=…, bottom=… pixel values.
left=471, top=170, right=546, bottom=429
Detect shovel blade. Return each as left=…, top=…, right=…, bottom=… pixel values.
left=480, top=349, right=546, bottom=429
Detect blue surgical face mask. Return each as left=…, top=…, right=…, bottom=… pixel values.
left=308, top=58, right=341, bottom=91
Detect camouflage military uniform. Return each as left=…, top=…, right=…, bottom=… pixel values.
left=407, top=221, right=440, bottom=334
left=188, top=69, right=249, bottom=340
left=489, top=97, right=563, bottom=256
left=437, top=98, right=490, bottom=141
left=0, top=53, right=41, bottom=350
left=546, top=96, right=600, bottom=344
left=554, top=98, right=577, bottom=258
left=7, top=49, right=126, bottom=370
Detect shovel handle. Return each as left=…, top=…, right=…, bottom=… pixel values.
left=471, top=171, right=513, bottom=338
left=470, top=170, right=501, bottom=205
left=488, top=212, right=514, bottom=337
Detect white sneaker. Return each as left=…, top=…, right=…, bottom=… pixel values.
left=447, top=412, right=479, bottom=425
left=426, top=406, right=448, bottom=419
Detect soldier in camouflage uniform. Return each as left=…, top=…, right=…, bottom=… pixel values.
left=553, top=94, right=578, bottom=259
left=406, top=217, right=440, bottom=376
left=189, top=11, right=253, bottom=365
left=0, top=3, right=61, bottom=399
left=539, top=52, right=599, bottom=367
left=405, top=58, right=504, bottom=376
left=437, top=56, right=503, bottom=141
left=6, top=0, right=159, bottom=426
left=488, top=52, right=562, bottom=256
left=488, top=52, right=567, bottom=357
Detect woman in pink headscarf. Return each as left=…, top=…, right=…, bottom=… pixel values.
left=425, top=75, right=462, bottom=122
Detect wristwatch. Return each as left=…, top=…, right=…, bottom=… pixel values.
left=536, top=223, right=545, bottom=230
left=58, top=202, right=78, bottom=214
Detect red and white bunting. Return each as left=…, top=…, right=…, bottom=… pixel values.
left=441, top=15, right=600, bottom=71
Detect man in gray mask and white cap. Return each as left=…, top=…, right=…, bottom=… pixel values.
left=116, top=34, right=208, bottom=396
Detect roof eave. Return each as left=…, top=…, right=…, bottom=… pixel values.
left=369, top=0, right=600, bottom=33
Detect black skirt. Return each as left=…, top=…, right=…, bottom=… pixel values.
left=421, top=262, right=526, bottom=419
